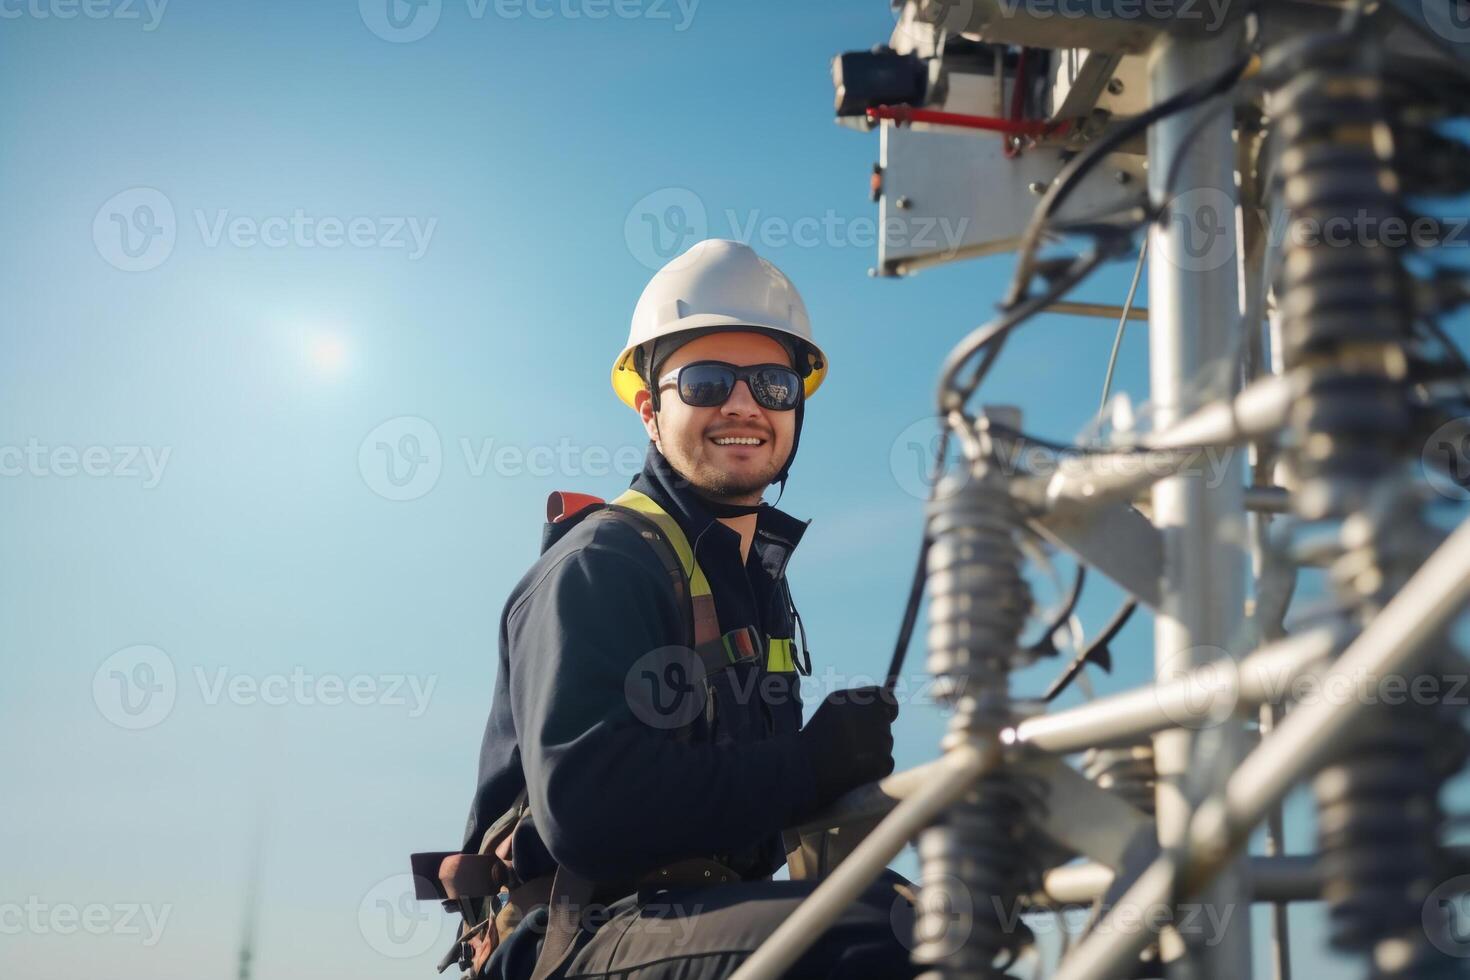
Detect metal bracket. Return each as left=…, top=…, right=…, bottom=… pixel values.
left=1028, top=502, right=1163, bottom=611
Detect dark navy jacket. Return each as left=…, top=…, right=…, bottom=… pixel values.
left=464, top=445, right=817, bottom=884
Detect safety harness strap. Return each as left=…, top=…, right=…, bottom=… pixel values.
left=601, top=490, right=722, bottom=650
left=607, top=489, right=713, bottom=596
left=691, top=624, right=761, bottom=675
left=527, top=866, right=597, bottom=980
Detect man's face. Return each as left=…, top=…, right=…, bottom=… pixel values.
left=634, top=331, right=799, bottom=502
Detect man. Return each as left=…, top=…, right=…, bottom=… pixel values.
left=464, top=239, right=912, bottom=979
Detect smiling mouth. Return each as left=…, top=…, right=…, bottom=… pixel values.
left=710, top=435, right=766, bottom=447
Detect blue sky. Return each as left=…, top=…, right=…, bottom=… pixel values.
left=5, top=1, right=1465, bottom=977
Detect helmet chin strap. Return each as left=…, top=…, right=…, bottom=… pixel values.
left=699, top=498, right=765, bottom=518
left=771, top=398, right=803, bottom=495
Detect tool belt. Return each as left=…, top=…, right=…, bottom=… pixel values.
left=412, top=790, right=743, bottom=980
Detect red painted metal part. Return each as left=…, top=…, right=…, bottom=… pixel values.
left=865, top=104, right=1067, bottom=139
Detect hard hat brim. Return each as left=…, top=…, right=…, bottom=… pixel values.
left=611, top=316, right=828, bottom=409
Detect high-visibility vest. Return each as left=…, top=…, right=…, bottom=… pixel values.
left=548, top=487, right=800, bottom=676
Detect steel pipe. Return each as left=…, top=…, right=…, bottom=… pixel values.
left=732, top=738, right=1001, bottom=980
left=1051, top=515, right=1470, bottom=980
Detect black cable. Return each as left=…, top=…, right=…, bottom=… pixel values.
left=1419, top=316, right=1470, bottom=375
left=883, top=427, right=949, bottom=694
left=940, top=238, right=1127, bottom=414
left=1042, top=598, right=1138, bottom=702
left=1003, top=55, right=1252, bottom=311
left=955, top=330, right=1010, bottom=409
left=1027, top=566, right=1085, bottom=659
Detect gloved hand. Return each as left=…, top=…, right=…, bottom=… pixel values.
left=794, top=685, right=898, bottom=818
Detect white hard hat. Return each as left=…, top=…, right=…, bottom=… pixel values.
left=611, top=239, right=829, bottom=409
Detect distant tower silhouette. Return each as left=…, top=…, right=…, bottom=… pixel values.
left=236, top=812, right=267, bottom=980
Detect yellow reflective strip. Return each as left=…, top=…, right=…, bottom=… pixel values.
left=610, top=489, right=713, bottom=596
left=767, top=637, right=796, bottom=673
left=689, top=563, right=712, bottom=597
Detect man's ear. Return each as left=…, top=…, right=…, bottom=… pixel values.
left=634, top=388, right=661, bottom=444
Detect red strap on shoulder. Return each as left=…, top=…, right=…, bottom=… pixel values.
left=547, top=491, right=605, bottom=524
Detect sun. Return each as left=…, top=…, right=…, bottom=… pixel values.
left=307, top=334, right=348, bottom=376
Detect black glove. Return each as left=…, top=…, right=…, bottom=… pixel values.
left=795, top=685, right=898, bottom=818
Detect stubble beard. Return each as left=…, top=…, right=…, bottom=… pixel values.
left=665, top=438, right=784, bottom=502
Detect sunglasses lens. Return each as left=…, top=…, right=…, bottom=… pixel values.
left=750, top=367, right=802, bottom=410
left=678, top=364, right=735, bottom=407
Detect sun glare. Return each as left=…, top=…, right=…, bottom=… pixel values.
left=307, top=334, right=348, bottom=376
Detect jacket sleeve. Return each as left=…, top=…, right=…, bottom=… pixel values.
left=507, top=527, right=819, bottom=882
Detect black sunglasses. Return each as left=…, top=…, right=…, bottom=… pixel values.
left=656, top=360, right=803, bottom=412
